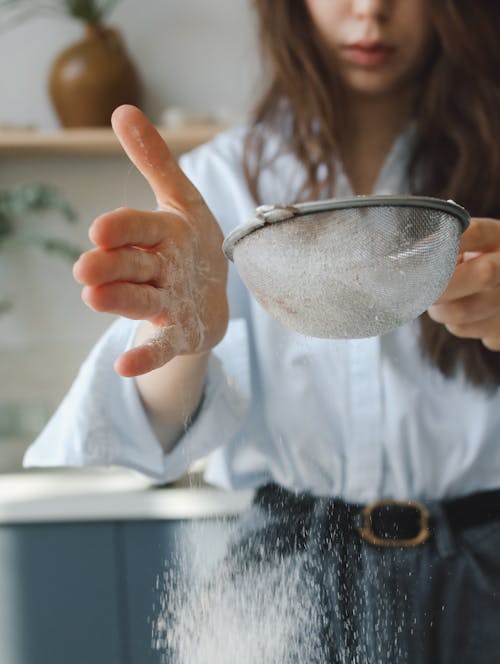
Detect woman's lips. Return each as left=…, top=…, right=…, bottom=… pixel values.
left=341, top=42, right=396, bottom=67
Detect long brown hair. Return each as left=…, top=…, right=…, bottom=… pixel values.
left=244, top=0, right=500, bottom=388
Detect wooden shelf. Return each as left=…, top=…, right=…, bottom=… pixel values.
left=0, top=124, right=220, bottom=157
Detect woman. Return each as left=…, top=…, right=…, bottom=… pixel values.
left=26, top=1, right=500, bottom=661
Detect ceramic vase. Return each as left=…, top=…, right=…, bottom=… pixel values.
left=49, top=24, right=141, bottom=127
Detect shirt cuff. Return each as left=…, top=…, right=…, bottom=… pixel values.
left=23, top=317, right=250, bottom=484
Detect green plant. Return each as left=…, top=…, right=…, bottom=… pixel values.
left=0, top=183, right=81, bottom=314
left=0, top=0, right=122, bottom=30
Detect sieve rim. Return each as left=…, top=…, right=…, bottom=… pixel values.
left=222, top=194, right=470, bottom=261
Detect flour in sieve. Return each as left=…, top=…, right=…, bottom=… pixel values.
left=233, top=219, right=406, bottom=338
left=232, top=211, right=458, bottom=338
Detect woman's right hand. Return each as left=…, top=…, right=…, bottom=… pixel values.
left=73, top=105, right=229, bottom=377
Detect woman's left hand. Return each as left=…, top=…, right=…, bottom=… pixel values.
left=427, top=217, right=500, bottom=351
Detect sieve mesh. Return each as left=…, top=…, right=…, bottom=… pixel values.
left=223, top=197, right=469, bottom=338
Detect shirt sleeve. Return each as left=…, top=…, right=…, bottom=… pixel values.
left=23, top=316, right=250, bottom=483
left=24, top=129, right=255, bottom=483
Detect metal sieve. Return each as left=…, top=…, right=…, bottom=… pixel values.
left=222, top=195, right=470, bottom=338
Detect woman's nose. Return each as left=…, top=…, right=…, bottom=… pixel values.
left=351, top=0, right=391, bottom=21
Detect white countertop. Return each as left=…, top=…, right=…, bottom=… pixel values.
left=0, top=468, right=254, bottom=524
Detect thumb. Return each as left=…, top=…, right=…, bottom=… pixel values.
left=111, top=104, right=199, bottom=209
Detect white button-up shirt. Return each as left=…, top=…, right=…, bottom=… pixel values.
left=24, top=126, right=500, bottom=502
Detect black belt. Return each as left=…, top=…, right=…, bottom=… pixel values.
left=255, top=484, right=500, bottom=548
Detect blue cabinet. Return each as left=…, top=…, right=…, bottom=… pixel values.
left=0, top=517, right=235, bottom=664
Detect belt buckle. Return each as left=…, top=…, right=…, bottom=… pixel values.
left=358, top=499, right=431, bottom=547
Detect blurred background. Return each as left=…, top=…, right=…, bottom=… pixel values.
left=0, top=0, right=260, bottom=471
left=0, top=3, right=258, bottom=662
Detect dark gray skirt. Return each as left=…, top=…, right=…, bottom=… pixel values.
left=216, top=484, right=500, bottom=664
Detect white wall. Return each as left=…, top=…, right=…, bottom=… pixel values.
left=0, top=0, right=260, bottom=464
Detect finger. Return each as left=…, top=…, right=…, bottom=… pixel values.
left=440, top=312, right=500, bottom=341
left=114, top=327, right=177, bottom=376
left=89, top=208, right=169, bottom=249
left=481, top=336, right=500, bottom=352
left=433, top=251, right=500, bottom=303
left=428, top=286, right=500, bottom=325
left=82, top=282, right=169, bottom=321
left=73, top=247, right=165, bottom=287
left=459, top=217, right=500, bottom=253
left=111, top=105, right=201, bottom=209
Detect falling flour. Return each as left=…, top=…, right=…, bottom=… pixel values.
left=151, top=513, right=420, bottom=663
left=152, top=520, right=327, bottom=664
